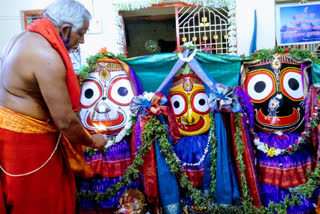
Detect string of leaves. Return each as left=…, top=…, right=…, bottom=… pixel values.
left=148, top=114, right=245, bottom=213
left=76, top=117, right=153, bottom=203
left=79, top=51, right=127, bottom=83
left=233, top=113, right=258, bottom=214
left=245, top=46, right=320, bottom=64
left=264, top=95, right=320, bottom=213
left=77, top=95, right=320, bottom=213
left=84, top=115, right=137, bottom=157
left=209, top=113, right=217, bottom=198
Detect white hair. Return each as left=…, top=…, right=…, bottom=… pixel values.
left=43, top=0, right=92, bottom=31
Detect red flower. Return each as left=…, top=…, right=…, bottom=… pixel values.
left=99, top=47, right=108, bottom=54
left=286, top=146, right=293, bottom=151
left=284, top=48, right=289, bottom=53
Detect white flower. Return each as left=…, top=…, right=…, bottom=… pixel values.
left=142, top=92, right=154, bottom=101
left=257, top=144, right=266, bottom=153
left=275, top=149, right=282, bottom=156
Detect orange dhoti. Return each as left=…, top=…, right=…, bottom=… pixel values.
left=0, top=106, right=76, bottom=214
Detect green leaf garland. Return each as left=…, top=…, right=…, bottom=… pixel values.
left=77, top=94, right=320, bottom=213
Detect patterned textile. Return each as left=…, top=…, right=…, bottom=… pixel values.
left=0, top=105, right=76, bottom=214
left=173, top=135, right=208, bottom=187
left=241, top=54, right=318, bottom=213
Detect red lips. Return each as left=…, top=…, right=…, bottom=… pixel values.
left=256, top=108, right=299, bottom=127
left=177, top=116, right=205, bottom=132
left=86, top=113, right=125, bottom=134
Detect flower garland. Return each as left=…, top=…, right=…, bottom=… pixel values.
left=177, top=46, right=197, bottom=63
left=85, top=114, right=137, bottom=156
left=148, top=114, right=244, bottom=212
left=227, top=1, right=237, bottom=55
left=247, top=47, right=320, bottom=65
left=77, top=94, right=320, bottom=213
left=240, top=91, right=320, bottom=158
left=112, top=0, right=236, bottom=12
left=174, top=130, right=211, bottom=167
left=103, top=113, right=136, bottom=149
left=79, top=49, right=127, bottom=84
left=77, top=118, right=154, bottom=203
left=251, top=130, right=311, bottom=157
left=175, top=113, right=214, bottom=166
left=209, top=113, right=217, bottom=198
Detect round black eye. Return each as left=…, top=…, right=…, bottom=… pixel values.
left=288, top=78, right=299, bottom=90
left=199, top=99, right=205, bottom=106
left=174, top=101, right=180, bottom=108
left=254, top=81, right=266, bottom=93
left=85, top=89, right=94, bottom=99
left=118, top=87, right=128, bottom=96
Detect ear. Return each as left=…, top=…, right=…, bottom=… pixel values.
left=60, top=23, right=72, bottom=40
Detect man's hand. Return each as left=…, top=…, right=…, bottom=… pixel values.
left=91, top=133, right=106, bottom=150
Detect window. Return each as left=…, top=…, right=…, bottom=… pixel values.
left=22, top=10, right=42, bottom=29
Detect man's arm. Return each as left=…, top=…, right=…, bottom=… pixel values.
left=33, top=46, right=105, bottom=149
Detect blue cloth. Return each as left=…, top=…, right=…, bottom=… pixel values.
left=214, top=112, right=240, bottom=204
left=155, top=115, right=181, bottom=214
left=249, top=10, right=257, bottom=54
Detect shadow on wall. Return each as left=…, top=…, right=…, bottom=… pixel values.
left=158, top=39, right=176, bottom=53
left=124, top=18, right=176, bottom=57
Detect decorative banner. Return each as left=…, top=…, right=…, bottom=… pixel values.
left=276, top=3, right=320, bottom=46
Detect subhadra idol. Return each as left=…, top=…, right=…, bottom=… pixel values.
left=77, top=53, right=143, bottom=213
left=168, top=66, right=211, bottom=188
left=154, top=63, right=240, bottom=213
left=241, top=53, right=317, bottom=213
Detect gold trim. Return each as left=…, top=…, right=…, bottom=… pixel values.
left=0, top=106, right=57, bottom=133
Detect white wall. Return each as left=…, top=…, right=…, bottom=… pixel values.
left=0, top=0, right=55, bottom=53
left=0, top=0, right=122, bottom=68
left=0, top=0, right=277, bottom=63
left=79, top=0, right=124, bottom=62
left=236, top=0, right=276, bottom=56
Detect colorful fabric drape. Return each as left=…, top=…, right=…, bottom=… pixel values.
left=0, top=105, right=76, bottom=214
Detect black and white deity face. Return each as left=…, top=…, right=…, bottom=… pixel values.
left=243, top=54, right=310, bottom=133
left=79, top=58, right=135, bottom=135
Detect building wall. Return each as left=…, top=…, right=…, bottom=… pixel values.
left=236, top=0, right=275, bottom=56
left=0, top=0, right=277, bottom=67
left=0, top=0, right=122, bottom=69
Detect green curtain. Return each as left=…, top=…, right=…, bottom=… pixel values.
left=312, top=62, right=320, bottom=85
left=123, top=52, right=242, bottom=92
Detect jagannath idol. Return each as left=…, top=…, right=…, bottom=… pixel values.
left=241, top=53, right=319, bottom=213
left=77, top=50, right=144, bottom=213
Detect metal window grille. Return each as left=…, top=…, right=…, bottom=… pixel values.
left=176, top=6, right=230, bottom=54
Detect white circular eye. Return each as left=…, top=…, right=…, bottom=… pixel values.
left=282, top=71, right=303, bottom=100
left=246, top=74, right=274, bottom=102
left=192, top=92, right=209, bottom=114
left=108, top=78, right=134, bottom=106
left=170, top=94, right=187, bottom=116
left=80, top=80, right=101, bottom=108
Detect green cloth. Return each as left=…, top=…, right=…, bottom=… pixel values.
left=123, top=52, right=242, bottom=92
left=312, top=62, right=320, bottom=86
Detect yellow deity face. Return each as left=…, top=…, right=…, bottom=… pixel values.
left=168, top=74, right=210, bottom=136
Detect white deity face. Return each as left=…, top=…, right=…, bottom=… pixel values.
left=79, top=58, right=135, bottom=135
